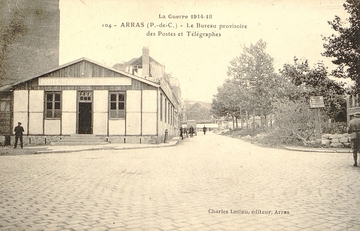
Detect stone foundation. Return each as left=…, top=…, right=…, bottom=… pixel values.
left=321, top=133, right=351, bottom=148
left=108, top=135, right=168, bottom=144
left=2, top=134, right=172, bottom=146
left=9, top=135, right=64, bottom=146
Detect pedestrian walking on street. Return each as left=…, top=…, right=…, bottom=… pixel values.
left=189, top=125, right=194, bottom=138
left=180, top=127, right=184, bottom=140
left=184, top=128, right=188, bottom=138
left=348, top=112, right=360, bottom=166
left=14, top=122, right=24, bottom=149
left=203, top=125, right=207, bottom=135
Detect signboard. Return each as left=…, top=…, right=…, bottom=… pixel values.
left=39, top=77, right=131, bottom=86
left=310, top=96, right=325, bottom=109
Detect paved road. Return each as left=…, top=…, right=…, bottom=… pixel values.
left=1, top=132, right=359, bottom=230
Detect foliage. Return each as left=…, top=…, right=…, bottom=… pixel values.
left=227, top=39, right=277, bottom=116
left=280, top=58, right=347, bottom=122
left=213, top=35, right=349, bottom=146
left=271, top=99, right=317, bottom=145
left=222, top=97, right=333, bottom=146
left=322, top=121, right=348, bottom=134
left=211, top=78, right=241, bottom=119
left=212, top=40, right=283, bottom=130
left=322, top=0, right=360, bottom=91
left=220, top=128, right=263, bottom=139
left=212, top=39, right=280, bottom=128
left=112, top=62, right=128, bottom=72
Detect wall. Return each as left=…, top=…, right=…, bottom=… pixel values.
left=93, top=90, right=108, bottom=135
left=126, top=90, right=141, bottom=135
left=142, top=90, right=157, bottom=135
left=0, top=0, right=59, bottom=85
left=13, top=90, right=28, bottom=134
left=62, top=90, right=77, bottom=134
left=29, top=90, right=44, bottom=134
left=150, top=60, right=165, bottom=79
left=157, top=91, right=178, bottom=139
left=0, top=92, right=12, bottom=135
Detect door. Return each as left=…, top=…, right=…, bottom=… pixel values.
left=78, top=91, right=93, bottom=134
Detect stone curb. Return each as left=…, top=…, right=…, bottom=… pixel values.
left=35, top=147, right=113, bottom=154
left=35, top=138, right=180, bottom=154
left=284, top=146, right=352, bottom=153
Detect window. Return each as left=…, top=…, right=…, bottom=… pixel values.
left=79, top=91, right=92, bottom=102
left=109, top=92, right=125, bottom=118
left=169, top=105, right=172, bottom=125
left=160, top=94, right=163, bottom=121
left=171, top=106, right=173, bottom=125
left=46, top=92, right=61, bottom=118
left=165, top=99, right=167, bottom=123
left=168, top=102, right=171, bottom=124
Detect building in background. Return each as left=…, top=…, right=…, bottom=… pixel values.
left=114, top=47, right=183, bottom=131
left=183, top=101, right=218, bottom=131
left=347, top=94, right=360, bottom=123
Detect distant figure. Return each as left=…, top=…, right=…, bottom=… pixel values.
left=14, top=122, right=24, bottom=149
left=348, top=112, right=360, bottom=166
left=180, top=127, right=184, bottom=140
left=203, top=125, right=207, bottom=135
left=189, top=125, right=194, bottom=137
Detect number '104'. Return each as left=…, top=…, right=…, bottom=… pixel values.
left=102, top=24, right=112, bottom=28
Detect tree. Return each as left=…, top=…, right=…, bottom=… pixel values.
left=280, top=58, right=346, bottom=122
left=112, top=62, right=128, bottom=72
left=211, top=79, right=242, bottom=128
left=227, top=39, right=278, bottom=128
left=322, top=0, right=360, bottom=91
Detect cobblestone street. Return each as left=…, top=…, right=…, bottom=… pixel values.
left=1, top=132, right=360, bottom=230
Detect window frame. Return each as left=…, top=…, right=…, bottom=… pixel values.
left=164, top=98, right=167, bottom=123
left=109, top=92, right=126, bottom=119
left=160, top=93, right=163, bottom=121
left=45, top=92, right=61, bottom=119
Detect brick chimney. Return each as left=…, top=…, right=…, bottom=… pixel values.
left=142, top=47, right=150, bottom=78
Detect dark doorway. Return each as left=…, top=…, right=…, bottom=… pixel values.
left=78, top=102, right=92, bottom=134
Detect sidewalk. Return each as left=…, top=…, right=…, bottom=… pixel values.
left=0, top=137, right=181, bottom=155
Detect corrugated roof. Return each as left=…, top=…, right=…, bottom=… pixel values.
left=189, top=102, right=212, bottom=111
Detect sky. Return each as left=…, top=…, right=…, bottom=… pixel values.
left=59, top=0, right=349, bottom=103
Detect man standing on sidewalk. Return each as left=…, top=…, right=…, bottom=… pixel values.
left=14, top=122, right=24, bottom=149
left=348, top=112, right=360, bottom=166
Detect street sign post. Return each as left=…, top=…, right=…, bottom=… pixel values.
left=310, top=96, right=325, bottom=140
left=310, top=96, right=325, bottom=109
